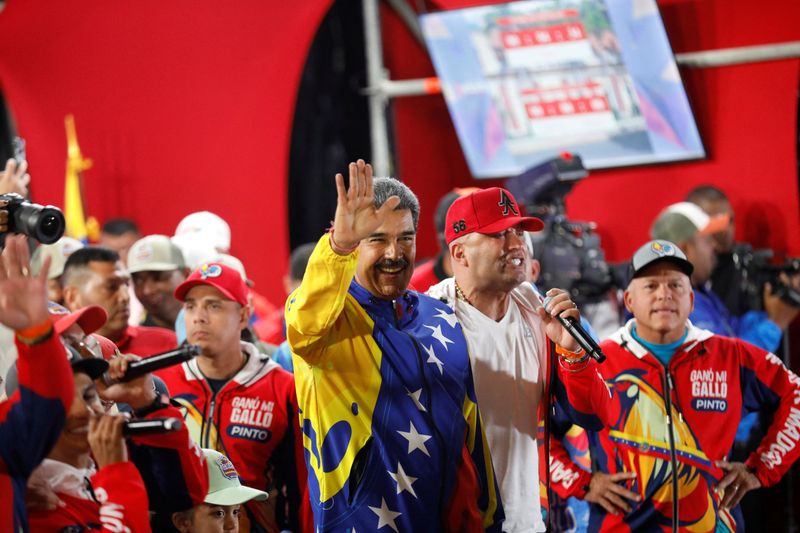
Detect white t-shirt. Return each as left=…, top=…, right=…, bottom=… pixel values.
left=428, top=279, right=547, bottom=533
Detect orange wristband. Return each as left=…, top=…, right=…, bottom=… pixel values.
left=16, top=320, right=54, bottom=345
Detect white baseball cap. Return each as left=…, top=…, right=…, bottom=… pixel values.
left=174, top=211, right=231, bottom=253
left=127, top=235, right=186, bottom=274
left=202, top=449, right=268, bottom=506
left=30, top=237, right=85, bottom=279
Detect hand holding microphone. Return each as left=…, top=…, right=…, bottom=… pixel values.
left=540, top=290, right=605, bottom=363
left=99, top=345, right=200, bottom=410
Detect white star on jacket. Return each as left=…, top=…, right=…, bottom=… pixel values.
left=369, top=498, right=402, bottom=532
left=397, top=420, right=432, bottom=456
left=433, top=307, right=459, bottom=328
left=388, top=462, right=419, bottom=497
left=423, top=344, right=444, bottom=374
left=425, top=323, right=454, bottom=350
left=406, top=388, right=427, bottom=412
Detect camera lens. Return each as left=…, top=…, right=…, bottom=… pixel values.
left=34, top=208, right=66, bottom=245
left=40, top=214, right=61, bottom=239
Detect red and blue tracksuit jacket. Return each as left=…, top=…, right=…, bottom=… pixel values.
left=286, top=234, right=504, bottom=532
left=0, top=329, right=73, bottom=533
left=551, top=320, right=800, bottom=532
left=158, top=343, right=312, bottom=532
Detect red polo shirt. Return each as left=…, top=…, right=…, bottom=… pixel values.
left=116, top=325, right=177, bottom=357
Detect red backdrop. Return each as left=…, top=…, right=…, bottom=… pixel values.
left=0, top=0, right=332, bottom=302
left=0, top=0, right=798, bottom=305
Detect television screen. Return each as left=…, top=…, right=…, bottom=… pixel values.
left=420, top=0, right=705, bottom=178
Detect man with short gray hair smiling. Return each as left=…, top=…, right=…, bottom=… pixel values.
left=549, top=239, right=800, bottom=532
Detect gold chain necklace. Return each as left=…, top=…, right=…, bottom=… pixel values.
left=454, top=281, right=472, bottom=306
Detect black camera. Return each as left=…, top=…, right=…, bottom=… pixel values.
left=505, top=154, right=621, bottom=305
left=731, top=243, right=800, bottom=310
left=0, top=193, right=66, bottom=246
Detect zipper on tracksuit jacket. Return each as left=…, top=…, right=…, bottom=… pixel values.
left=661, top=365, right=680, bottom=533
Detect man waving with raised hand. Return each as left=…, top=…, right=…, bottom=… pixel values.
left=286, top=159, right=503, bottom=532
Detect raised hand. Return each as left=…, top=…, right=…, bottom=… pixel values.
left=331, top=159, right=400, bottom=254
left=0, top=158, right=30, bottom=197
left=0, top=234, right=51, bottom=330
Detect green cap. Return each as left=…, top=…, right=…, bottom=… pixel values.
left=203, top=449, right=268, bottom=506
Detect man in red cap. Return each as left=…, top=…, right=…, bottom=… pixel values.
left=427, top=187, right=612, bottom=532
left=160, top=262, right=311, bottom=533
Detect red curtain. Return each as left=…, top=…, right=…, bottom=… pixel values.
left=0, top=0, right=332, bottom=302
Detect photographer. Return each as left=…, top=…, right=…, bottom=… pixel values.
left=650, top=201, right=797, bottom=353
left=686, top=185, right=799, bottom=340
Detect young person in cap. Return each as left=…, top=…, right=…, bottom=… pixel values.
left=25, top=301, right=209, bottom=532
left=547, top=239, right=800, bottom=532
left=0, top=235, right=74, bottom=532
left=426, top=187, right=612, bottom=532
left=128, top=234, right=190, bottom=331
left=286, top=159, right=502, bottom=532
left=162, top=262, right=311, bottom=533
left=650, top=201, right=797, bottom=354
left=62, top=246, right=178, bottom=357
left=172, top=448, right=269, bottom=533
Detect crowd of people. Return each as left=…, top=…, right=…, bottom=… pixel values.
left=1, top=155, right=799, bottom=532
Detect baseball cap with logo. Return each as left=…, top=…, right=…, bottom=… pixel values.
left=127, top=235, right=186, bottom=274
left=206, top=253, right=254, bottom=287
left=630, top=239, right=694, bottom=279
left=203, top=449, right=268, bottom=505
left=174, top=262, right=248, bottom=306
left=444, top=187, right=544, bottom=245
left=650, top=202, right=730, bottom=244
left=174, top=211, right=231, bottom=253
left=30, top=237, right=85, bottom=279
left=5, top=303, right=110, bottom=397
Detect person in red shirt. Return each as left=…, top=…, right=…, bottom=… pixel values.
left=0, top=234, right=74, bottom=532
left=25, top=303, right=209, bottom=532
left=161, top=262, right=311, bottom=532
left=62, top=246, right=177, bottom=356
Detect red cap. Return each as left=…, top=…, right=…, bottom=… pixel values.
left=444, top=187, right=544, bottom=244
left=174, top=262, right=249, bottom=306
left=92, top=333, right=120, bottom=360
left=47, top=302, right=108, bottom=336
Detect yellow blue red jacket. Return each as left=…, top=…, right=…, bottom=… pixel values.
left=286, top=234, right=504, bottom=532
left=552, top=320, right=800, bottom=532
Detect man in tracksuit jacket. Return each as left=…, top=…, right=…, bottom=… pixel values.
left=0, top=235, right=74, bottom=532
left=551, top=240, right=800, bottom=532
left=286, top=160, right=504, bottom=531
left=162, top=261, right=311, bottom=532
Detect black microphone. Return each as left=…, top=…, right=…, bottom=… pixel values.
left=123, top=417, right=182, bottom=437
left=556, top=315, right=606, bottom=363
left=105, top=345, right=201, bottom=384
